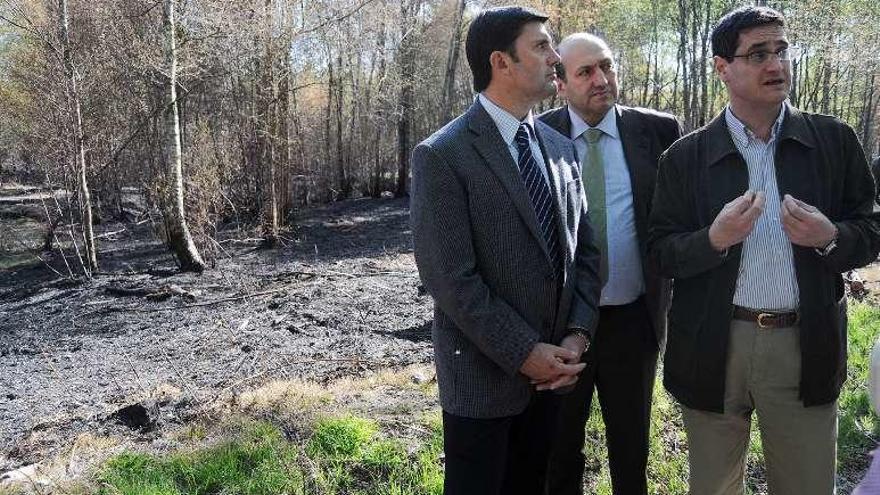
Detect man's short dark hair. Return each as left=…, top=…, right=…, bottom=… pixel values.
left=711, top=6, right=786, bottom=60
left=465, top=6, right=549, bottom=92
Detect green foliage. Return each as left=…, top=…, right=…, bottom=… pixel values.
left=97, top=421, right=304, bottom=495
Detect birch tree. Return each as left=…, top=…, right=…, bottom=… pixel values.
left=161, top=0, right=204, bottom=272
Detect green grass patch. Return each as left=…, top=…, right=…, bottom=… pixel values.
left=96, top=421, right=304, bottom=495
left=89, top=303, right=878, bottom=494
left=306, top=415, right=442, bottom=494
left=582, top=382, right=689, bottom=494
left=95, top=416, right=443, bottom=495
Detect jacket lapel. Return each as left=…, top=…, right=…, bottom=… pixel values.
left=616, top=106, right=652, bottom=254
left=548, top=106, right=573, bottom=139
left=468, top=102, right=550, bottom=260
left=535, top=124, right=573, bottom=263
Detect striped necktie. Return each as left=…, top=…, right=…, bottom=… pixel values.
left=514, top=124, right=562, bottom=275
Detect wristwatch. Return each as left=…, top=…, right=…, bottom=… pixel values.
left=568, top=328, right=591, bottom=353
left=815, top=227, right=839, bottom=257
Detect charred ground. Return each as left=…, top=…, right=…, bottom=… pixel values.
left=0, top=197, right=434, bottom=471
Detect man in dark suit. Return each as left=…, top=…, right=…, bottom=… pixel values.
left=410, top=6, right=602, bottom=495
left=539, top=33, right=681, bottom=495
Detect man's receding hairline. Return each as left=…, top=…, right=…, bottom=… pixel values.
left=557, top=33, right=611, bottom=60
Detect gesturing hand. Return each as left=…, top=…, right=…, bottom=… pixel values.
left=519, top=342, right=586, bottom=391
left=780, top=194, right=837, bottom=248
left=708, top=190, right=766, bottom=251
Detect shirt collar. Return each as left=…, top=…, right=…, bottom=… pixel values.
left=478, top=93, right=537, bottom=145
left=724, top=103, right=786, bottom=146
left=568, top=105, right=619, bottom=141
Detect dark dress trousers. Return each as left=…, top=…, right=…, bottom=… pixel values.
left=411, top=100, right=602, bottom=495
left=539, top=105, right=681, bottom=495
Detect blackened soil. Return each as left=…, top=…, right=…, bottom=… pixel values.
left=0, top=197, right=433, bottom=471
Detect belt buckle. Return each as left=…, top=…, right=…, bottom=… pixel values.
left=757, top=313, right=775, bottom=329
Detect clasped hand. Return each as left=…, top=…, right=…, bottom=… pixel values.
left=520, top=337, right=586, bottom=391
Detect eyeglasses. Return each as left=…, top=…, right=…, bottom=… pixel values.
left=730, top=46, right=802, bottom=65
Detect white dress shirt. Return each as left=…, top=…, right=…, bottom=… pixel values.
left=569, top=107, right=644, bottom=306
left=726, top=105, right=799, bottom=311
left=478, top=94, right=550, bottom=185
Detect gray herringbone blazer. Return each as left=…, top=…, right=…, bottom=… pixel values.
left=410, top=100, right=601, bottom=418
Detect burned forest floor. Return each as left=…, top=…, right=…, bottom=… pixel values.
left=0, top=197, right=435, bottom=477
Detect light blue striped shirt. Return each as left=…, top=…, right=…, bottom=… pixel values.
left=726, top=105, right=800, bottom=311
left=569, top=107, right=644, bottom=306
left=478, top=94, right=550, bottom=185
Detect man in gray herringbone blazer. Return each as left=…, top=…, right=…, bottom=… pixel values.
left=410, top=6, right=602, bottom=495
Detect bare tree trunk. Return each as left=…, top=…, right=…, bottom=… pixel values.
left=394, top=1, right=413, bottom=198
left=689, top=1, right=699, bottom=129
left=440, top=0, right=465, bottom=123
left=323, top=46, right=333, bottom=193
left=677, top=0, right=690, bottom=130
left=372, top=9, right=388, bottom=196
left=790, top=58, right=800, bottom=106
left=162, top=0, right=204, bottom=272
left=260, top=1, right=279, bottom=246
left=59, top=0, right=97, bottom=275
left=278, top=55, right=292, bottom=224
left=395, top=0, right=420, bottom=198
left=860, top=71, right=877, bottom=156
left=334, top=52, right=349, bottom=199
left=698, top=0, right=710, bottom=126
left=649, top=0, right=660, bottom=108
left=844, top=67, right=856, bottom=123
left=820, top=58, right=832, bottom=114
left=346, top=48, right=360, bottom=193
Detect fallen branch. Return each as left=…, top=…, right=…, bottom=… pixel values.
left=95, top=228, right=127, bottom=240
left=105, top=284, right=196, bottom=302
left=106, top=287, right=287, bottom=313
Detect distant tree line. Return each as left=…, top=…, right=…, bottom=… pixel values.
left=0, top=0, right=877, bottom=275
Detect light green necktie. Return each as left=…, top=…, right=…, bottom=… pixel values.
left=583, top=128, right=608, bottom=285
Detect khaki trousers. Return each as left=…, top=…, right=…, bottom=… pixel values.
left=681, top=320, right=837, bottom=495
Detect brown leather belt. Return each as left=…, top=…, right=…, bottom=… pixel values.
left=732, top=306, right=799, bottom=329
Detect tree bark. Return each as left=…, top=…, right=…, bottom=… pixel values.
left=698, top=0, right=710, bottom=126
left=259, top=1, right=279, bottom=246
left=334, top=52, right=349, bottom=199
left=59, top=0, right=97, bottom=275
left=440, top=0, right=466, bottom=124
left=395, top=0, right=420, bottom=198
left=677, top=0, right=690, bottom=130
left=161, top=0, right=205, bottom=272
